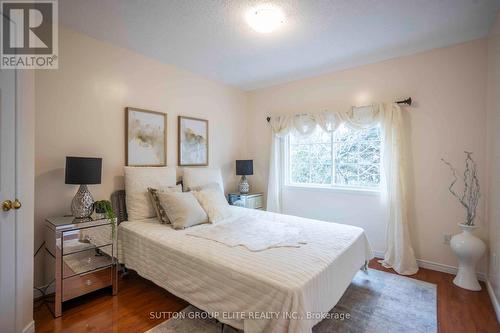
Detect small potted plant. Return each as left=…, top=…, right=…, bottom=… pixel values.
left=94, top=200, right=117, bottom=235
left=94, top=200, right=107, bottom=219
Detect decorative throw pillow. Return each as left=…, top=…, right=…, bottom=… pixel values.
left=158, top=192, right=208, bottom=230
left=148, top=185, right=182, bottom=224
left=192, top=186, right=232, bottom=223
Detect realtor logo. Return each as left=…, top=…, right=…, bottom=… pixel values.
left=1, top=0, right=58, bottom=69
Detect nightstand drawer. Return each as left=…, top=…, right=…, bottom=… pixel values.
left=62, top=224, right=113, bottom=255
left=62, top=245, right=113, bottom=278
left=46, top=221, right=114, bottom=256
left=246, top=195, right=263, bottom=209
left=62, top=267, right=112, bottom=302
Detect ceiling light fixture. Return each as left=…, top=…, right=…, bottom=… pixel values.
left=245, top=4, right=285, bottom=34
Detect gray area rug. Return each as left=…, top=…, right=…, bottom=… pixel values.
left=147, top=269, right=437, bottom=333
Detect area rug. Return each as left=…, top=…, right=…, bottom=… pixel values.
left=146, top=269, right=437, bottom=333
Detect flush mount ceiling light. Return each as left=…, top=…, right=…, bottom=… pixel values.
left=245, top=4, right=285, bottom=34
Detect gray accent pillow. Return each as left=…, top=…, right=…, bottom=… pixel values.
left=148, top=185, right=182, bottom=224
left=158, top=192, right=208, bottom=230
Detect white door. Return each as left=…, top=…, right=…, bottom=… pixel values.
left=0, top=67, right=17, bottom=331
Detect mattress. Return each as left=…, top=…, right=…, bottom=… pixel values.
left=118, top=207, right=373, bottom=333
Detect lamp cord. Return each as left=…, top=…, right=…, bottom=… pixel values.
left=33, top=241, right=55, bottom=309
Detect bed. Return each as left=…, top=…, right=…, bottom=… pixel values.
left=116, top=203, right=373, bottom=333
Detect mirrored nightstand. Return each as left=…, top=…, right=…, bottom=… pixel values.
left=44, top=216, right=118, bottom=317
left=227, top=193, right=264, bottom=210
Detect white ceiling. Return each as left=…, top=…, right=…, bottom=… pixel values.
left=60, top=0, right=500, bottom=90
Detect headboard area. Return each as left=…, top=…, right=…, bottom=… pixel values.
left=111, top=190, right=127, bottom=224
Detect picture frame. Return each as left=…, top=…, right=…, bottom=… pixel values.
left=126, top=107, right=167, bottom=166
left=178, top=116, right=209, bottom=166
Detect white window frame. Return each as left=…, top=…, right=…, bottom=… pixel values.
left=283, top=126, right=381, bottom=195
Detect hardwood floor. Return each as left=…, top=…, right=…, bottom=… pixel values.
left=34, top=272, right=188, bottom=333
left=34, top=259, right=500, bottom=333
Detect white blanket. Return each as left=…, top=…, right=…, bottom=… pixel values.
left=118, top=207, right=373, bottom=333
left=186, top=216, right=307, bottom=251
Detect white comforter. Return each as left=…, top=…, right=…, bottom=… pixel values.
left=186, top=216, right=307, bottom=251
left=118, top=207, right=372, bottom=333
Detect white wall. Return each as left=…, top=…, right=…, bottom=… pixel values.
left=247, top=39, right=488, bottom=270
left=34, top=28, right=248, bottom=289
left=487, top=12, right=500, bottom=320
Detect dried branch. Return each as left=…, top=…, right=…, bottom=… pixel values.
left=441, top=158, right=469, bottom=209
left=442, top=152, right=481, bottom=226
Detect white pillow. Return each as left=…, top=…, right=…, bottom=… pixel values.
left=187, top=182, right=221, bottom=192
left=158, top=192, right=208, bottom=230
left=192, top=187, right=232, bottom=223
left=124, top=166, right=176, bottom=220
left=183, top=168, right=224, bottom=192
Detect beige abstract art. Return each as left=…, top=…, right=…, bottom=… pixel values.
left=178, top=116, right=208, bottom=166
left=126, top=108, right=167, bottom=166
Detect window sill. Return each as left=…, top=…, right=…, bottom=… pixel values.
left=283, top=184, right=380, bottom=196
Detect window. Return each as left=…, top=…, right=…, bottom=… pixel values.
left=286, top=124, right=381, bottom=190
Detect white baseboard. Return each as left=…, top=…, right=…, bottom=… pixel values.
left=371, top=251, right=486, bottom=281
left=486, top=280, right=500, bottom=323
left=22, top=320, right=35, bottom=333
left=417, top=258, right=487, bottom=281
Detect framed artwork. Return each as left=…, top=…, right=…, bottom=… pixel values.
left=126, top=107, right=167, bottom=166
left=178, top=116, right=209, bottom=166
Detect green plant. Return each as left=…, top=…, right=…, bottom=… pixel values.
left=94, top=200, right=117, bottom=236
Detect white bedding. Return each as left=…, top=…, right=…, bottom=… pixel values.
left=118, top=207, right=373, bottom=333
left=186, top=216, right=307, bottom=251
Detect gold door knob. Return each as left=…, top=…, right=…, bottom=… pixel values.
left=2, top=200, right=12, bottom=211
left=12, top=199, right=21, bottom=210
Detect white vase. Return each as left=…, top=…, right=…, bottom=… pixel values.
left=450, top=223, right=485, bottom=291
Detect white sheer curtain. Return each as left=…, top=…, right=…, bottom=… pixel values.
left=267, top=103, right=418, bottom=275
left=378, top=104, right=418, bottom=275
left=267, top=134, right=284, bottom=213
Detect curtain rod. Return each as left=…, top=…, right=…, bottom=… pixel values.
left=265, top=97, right=412, bottom=123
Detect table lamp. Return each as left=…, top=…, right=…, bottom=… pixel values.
left=65, top=156, right=102, bottom=218
left=236, top=160, right=253, bottom=194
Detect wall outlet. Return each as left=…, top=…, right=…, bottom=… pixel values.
left=443, top=234, right=452, bottom=245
